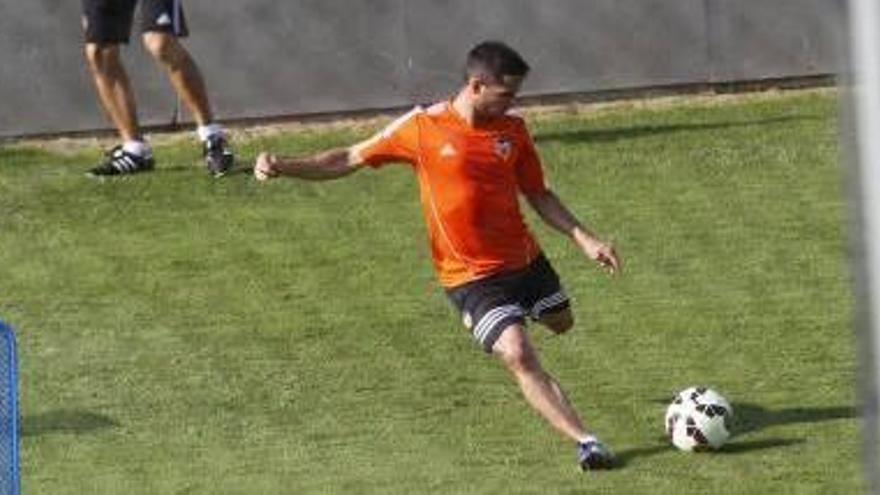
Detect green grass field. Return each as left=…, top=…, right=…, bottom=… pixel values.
left=0, top=89, right=859, bottom=493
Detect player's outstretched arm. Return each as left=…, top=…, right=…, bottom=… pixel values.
left=526, top=190, right=622, bottom=275
left=253, top=146, right=363, bottom=181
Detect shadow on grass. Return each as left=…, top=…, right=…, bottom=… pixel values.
left=649, top=399, right=856, bottom=434
left=615, top=437, right=806, bottom=466
left=22, top=410, right=118, bottom=436
left=612, top=445, right=667, bottom=467
left=732, top=402, right=856, bottom=435
left=616, top=400, right=856, bottom=464
left=534, top=115, right=823, bottom=145
left=147, top=162, right=253, bottom=176
left=717, top=438, right=806, bottom=454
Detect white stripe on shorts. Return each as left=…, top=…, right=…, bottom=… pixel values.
left=474, top=304, right=524, bottom=344
left=530, top=290, right=569, bottom=319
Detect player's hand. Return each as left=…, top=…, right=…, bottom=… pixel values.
left=254, top=152, right=279, bottom=181
left=583, top=237, right=622, bottom=276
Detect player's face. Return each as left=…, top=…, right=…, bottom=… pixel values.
left=473, top=75, right=523, bottom=117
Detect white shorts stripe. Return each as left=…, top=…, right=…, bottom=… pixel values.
left=530, top=291, right=569, bottom=319
left=474, top=305, right=521, bottom=339
left=474, top=304, right=524, bottom=344
left=532, top=293, right=566, bottom=317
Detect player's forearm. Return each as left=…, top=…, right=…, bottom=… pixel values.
left=528, top=190, right=618, bottom=269
left=528, top=190, right=588, bottom=238
left=264, top=148, right=357, bottom=181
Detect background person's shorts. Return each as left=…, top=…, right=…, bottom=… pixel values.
left=446, top=254, right=570, bottom=353
left=82, top=0, right=189, bottom=44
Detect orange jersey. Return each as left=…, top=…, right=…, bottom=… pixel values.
left=354, top=102, right=549, bottom=288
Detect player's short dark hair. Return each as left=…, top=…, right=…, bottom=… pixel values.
left=465, top=41, right=530, bottom=83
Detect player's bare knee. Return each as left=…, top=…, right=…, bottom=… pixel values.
left=499, top=341, right=542, bottom=374
left=542, top=310, right=574, bottom=334
left=83, top=44, right=116, bottom=71
left=142, top=33, right=186, bottom=69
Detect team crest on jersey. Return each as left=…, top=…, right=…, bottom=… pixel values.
left=494, top=136, right=513, bottom=160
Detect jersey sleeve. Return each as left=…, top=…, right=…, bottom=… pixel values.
left=352, top=107, right=422, bottom=168
left=515, top=124, right=549, bottom=195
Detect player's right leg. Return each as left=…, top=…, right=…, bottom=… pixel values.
left=81, top=0, right=154, bottom=175
left=490, top=324, right=614, bottom=470
left=447, top=263, right=615, bottom=470
left=492, top=324, right=587, bottom=441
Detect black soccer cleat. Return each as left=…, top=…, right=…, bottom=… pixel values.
left=203, top=134, right=234, bottom=177
left=578, top=440, right=615, bottom=471
left=88, top=146, right=154, bottom=176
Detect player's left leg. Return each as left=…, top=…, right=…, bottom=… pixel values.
left=142, top=32, right=213, bottom=125
left=520, top=254, right=575, bottom=334
left=140, top=0, right=233, bottom=176
left=537, top=306, right=574, bottom=334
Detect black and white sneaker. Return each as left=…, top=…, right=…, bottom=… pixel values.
left=203, top=134, right=234, bottom=177
left=578, top=440, right=615, bottom=471
left=88, top=146, right=154, bottom=176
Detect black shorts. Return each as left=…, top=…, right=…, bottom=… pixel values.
left=81, top=0, right=189, bottom=44
left=446, top=254, right=570, bottom=353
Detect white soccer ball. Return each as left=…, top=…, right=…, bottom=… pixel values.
left=665, top=386, right=733, bottom=451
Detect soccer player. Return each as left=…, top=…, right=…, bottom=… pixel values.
left=81, top=0, right=233, bottom=176
left=253, top=41, right=621, bottom=471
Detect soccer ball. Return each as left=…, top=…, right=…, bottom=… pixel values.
left=665, top=386, right=733, bottom=451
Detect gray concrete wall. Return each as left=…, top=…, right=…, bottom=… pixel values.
left=0, top=0, right=848, bottom=138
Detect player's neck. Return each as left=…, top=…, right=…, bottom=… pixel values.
left=451, top=92, right=476, bottom=127
left=451, top=91, right=493, bottom=129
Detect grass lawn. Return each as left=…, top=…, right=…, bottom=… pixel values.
left=0, top=89, right=859, bottom=493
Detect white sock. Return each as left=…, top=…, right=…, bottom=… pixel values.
left=197, top=123, right=224, bottom=142
left=122, top=140, right=151, bottom=157
left=579, top=435, right=599, bottom=445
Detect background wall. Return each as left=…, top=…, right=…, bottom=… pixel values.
left=0, top=0, right=848, bottom=138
